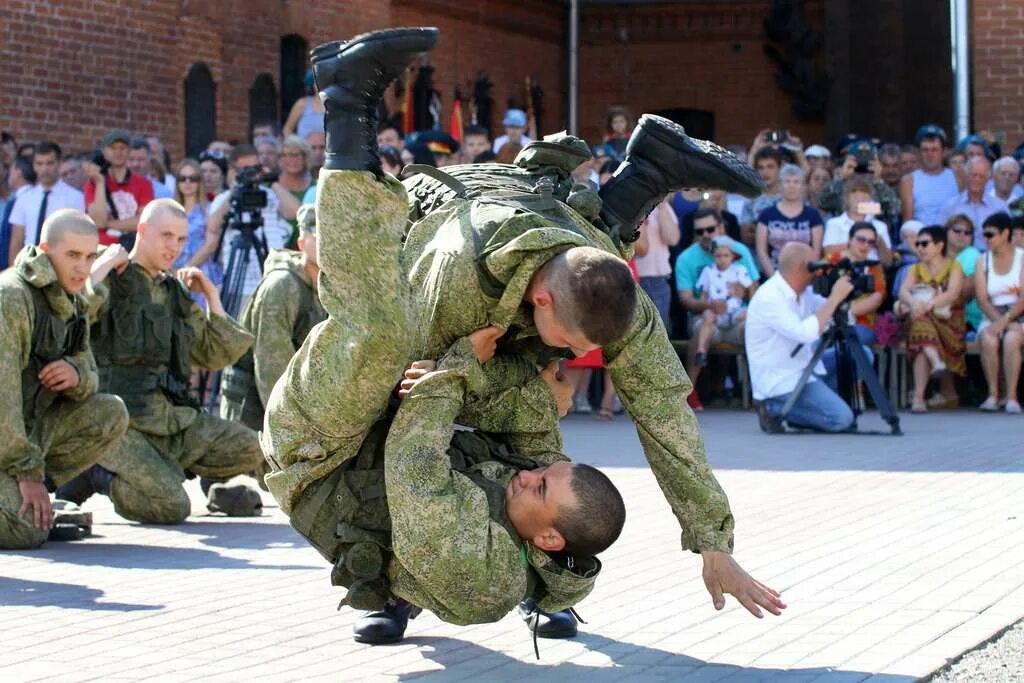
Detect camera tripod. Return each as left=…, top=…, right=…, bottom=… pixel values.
left=779, top=309, right=903, bottom=436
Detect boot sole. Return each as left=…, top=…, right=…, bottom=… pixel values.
left=311, top=27, right=439, bottom=63
left=634, top=114, right=765, bottom=197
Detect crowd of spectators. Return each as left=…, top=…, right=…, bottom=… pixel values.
left=3, top=104, right=1023, bottom=421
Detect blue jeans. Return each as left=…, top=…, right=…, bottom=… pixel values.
left=821, top=325, right=875, bottom=383
left=639, top=276, right=672, bottom=330
left=765, top=379, right=854, bottom=433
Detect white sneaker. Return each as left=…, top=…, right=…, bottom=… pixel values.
left=1006, top=400, right=1022, bottom=414
left=979, top=397, right=1000, bottom=412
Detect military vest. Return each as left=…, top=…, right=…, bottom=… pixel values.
left=91, top=265, right=195, bottom=415
left=20, top=281, right=88, bottom=428
left=220, top=267, right=325, bottom=429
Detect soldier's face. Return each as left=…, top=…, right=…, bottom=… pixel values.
left=505, top=462, right=577, bottom=550
left=138, top=215, right=188, bottom=272
left=41, top=232, right=99, bottom=295
left=533, top=306, right=599, bottom=357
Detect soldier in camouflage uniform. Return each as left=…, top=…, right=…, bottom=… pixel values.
left=220, top=203, right=326, bottom=433
left=0, top=210, right=129, bottom=549
left=58, top=199, right=264, bottom=523
left=264, top=28, right=785, bottom=636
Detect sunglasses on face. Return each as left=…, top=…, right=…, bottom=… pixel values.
left=915, top=240, right=933, bottom=248
left=853, top=235, right=877, bottom=246
left=177, top=174, right=200, bottom=183
left=694, top=226, right=716, bottom=236
left=984, top=231, right=998, bottom=239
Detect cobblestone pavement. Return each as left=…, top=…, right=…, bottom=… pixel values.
left=2, top=410, right=1022, bottom=682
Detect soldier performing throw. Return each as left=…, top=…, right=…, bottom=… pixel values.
left=263, top=27, right=785, bottom=642
left=57, top=199, right=264, bottom=521
left=0, top=210, right=129, bottom=548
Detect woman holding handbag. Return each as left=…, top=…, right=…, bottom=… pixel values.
left=897, top=225, right=966, bottom=413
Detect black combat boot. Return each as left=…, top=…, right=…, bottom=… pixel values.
left=518, top=598, right=579, bottom=639
left=312, top=27, right=439, bottom=174
left=598, top=114, right=765, bottom=242
left=54, top=464, right=115, bottom=505
left=352, top=597, right=422, bottom=645
left=206, top=482, right=263, bottom=517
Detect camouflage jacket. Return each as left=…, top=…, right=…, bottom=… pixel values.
left=0, top=247, right=99, bottom=481
left=89, top=263, right=254, bottom=436
left=237, top=249, right=325, bottom=405
left=386, top=337, right=597, bottom=624
left=397, top=170, right=735, bottom=553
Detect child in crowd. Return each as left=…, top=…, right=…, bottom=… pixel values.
left=694, top=236, right=754, bottom=366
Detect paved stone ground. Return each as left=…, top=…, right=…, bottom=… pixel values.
left=2, top=410, right=1022, bottom=682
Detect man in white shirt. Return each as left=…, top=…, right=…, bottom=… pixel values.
left=822, top=178, right=893, bottom=266
left=492, top=109, right=533, bottom=154
left=8, top=141, right=85, bottom=264
left=745, top=242, right=855, bottom=433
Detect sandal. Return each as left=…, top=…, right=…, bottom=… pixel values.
left=911, top=400, right=928, bottom=414
left=597, top=406, right=615, bottom=421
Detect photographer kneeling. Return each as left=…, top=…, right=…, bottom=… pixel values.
left=746, top=242, right=856, bottom=433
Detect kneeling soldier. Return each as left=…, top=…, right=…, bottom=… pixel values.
left=58, top=199, right=264, bottom=521
left=0, top=210, right=129, bottom=548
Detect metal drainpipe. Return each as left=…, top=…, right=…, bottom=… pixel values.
left=950, top=0, right=970, bottom=140
left=569, top=0, right=580, bottom=136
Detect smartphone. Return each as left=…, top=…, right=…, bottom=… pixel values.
left=767, top=129, right=787, bottom=144
left=857, top=201, right=882, bottom=216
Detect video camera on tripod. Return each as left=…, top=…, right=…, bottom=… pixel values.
left=808, top=257, right=878, bottom=304
left=219, top=166, right=279, bottom=318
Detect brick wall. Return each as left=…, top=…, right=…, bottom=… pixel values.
left=972, top=0, right=1024, bottom=147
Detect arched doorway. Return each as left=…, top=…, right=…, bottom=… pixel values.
left=184, top=63, right=216, bottom=157
left=249, top=73, right=279, bottom=140
left=280, top=34, right=309, bottom=126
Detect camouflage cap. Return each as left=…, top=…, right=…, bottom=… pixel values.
left=297, top=203, right=317, bottom=234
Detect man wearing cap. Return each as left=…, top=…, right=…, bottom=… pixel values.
left=804, top=145, right=832, bottom=173
left=900, top=125, right=959, bottom=225
left=817, top=139, right=901, bottom=230
left=83, top=129, right=155, bottom=247
left=493, top=108, right=532, bottom=154
left=417, top=131, right=460, bottom=167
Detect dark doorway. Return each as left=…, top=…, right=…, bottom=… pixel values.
left=184, top=63, right=216, bottom=158
left=249, top=73, right=278, bottom=141
left=280, top=34, right=309, bottom=126
left=650, top=108, right=715, bottom=141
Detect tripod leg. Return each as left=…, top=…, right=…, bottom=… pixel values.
left=846, top=340, right=903, bottom=435
left=779, top=330, right=834, bottom=421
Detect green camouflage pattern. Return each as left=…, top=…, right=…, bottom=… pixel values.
left=220, top=249, right=325, bottom=427
left=0, top=247, right=129, bottom=548
left=89, top=261, right=262, bottom=524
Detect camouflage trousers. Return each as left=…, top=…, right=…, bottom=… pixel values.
left=263, top=171, right=414, bottom=514
left=0, top=394, right=129, bottom=549
left=99, top=414, right=263, bottom=524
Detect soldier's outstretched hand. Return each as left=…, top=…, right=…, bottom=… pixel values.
left=18, top=480, right=54, bottom=531
left=701, top=550, right=786, bottom=618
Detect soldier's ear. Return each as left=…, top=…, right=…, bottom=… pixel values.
left=531, top=288, right=554, bottom=310
left=533, top=528, right=565, bottom=553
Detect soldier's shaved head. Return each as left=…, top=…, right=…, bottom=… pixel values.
left=140, top=197, right=188, bottom=225
left=535, top=246, right=636, bottom=349
left=555, top=464, right=626, bottom=557
left=39, top=208, right=98, bottom=246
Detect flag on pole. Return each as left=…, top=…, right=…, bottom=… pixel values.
left=401, top=67, right=415, bottom=135
left=450, top=98, right=464, bottom=143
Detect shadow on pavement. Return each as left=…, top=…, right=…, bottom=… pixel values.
left=397, top=633, right=913, bottom=681
left=0, top=577, right=163, bottom=611
left=155, top=519, right=308, bottom=550
left=19, top=542, right=320, bottom=572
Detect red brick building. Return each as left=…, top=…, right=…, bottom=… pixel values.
left=1, top=1, right=1022, bottom=162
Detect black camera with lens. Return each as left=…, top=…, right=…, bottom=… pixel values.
left=808, top=257, right=877, bottom=301
left=232, top=166, right=278, bottom=212
left=848, top=140, right=877, bottom=175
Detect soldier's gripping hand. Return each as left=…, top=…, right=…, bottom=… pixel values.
left=177, top=267, right=226, bottom=317
left=701, top=550, right=787, bottom=619
left=468, top=326, right=505, bottom=364
left=18, top=480, right=54, bottom=531
left=90, top=243, right=130, bottom=285
left=39, top=359, right=80, bottom=392
left=398, top=359, right=437, bottom=400
left=539, top=362, right=574, bottom=417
